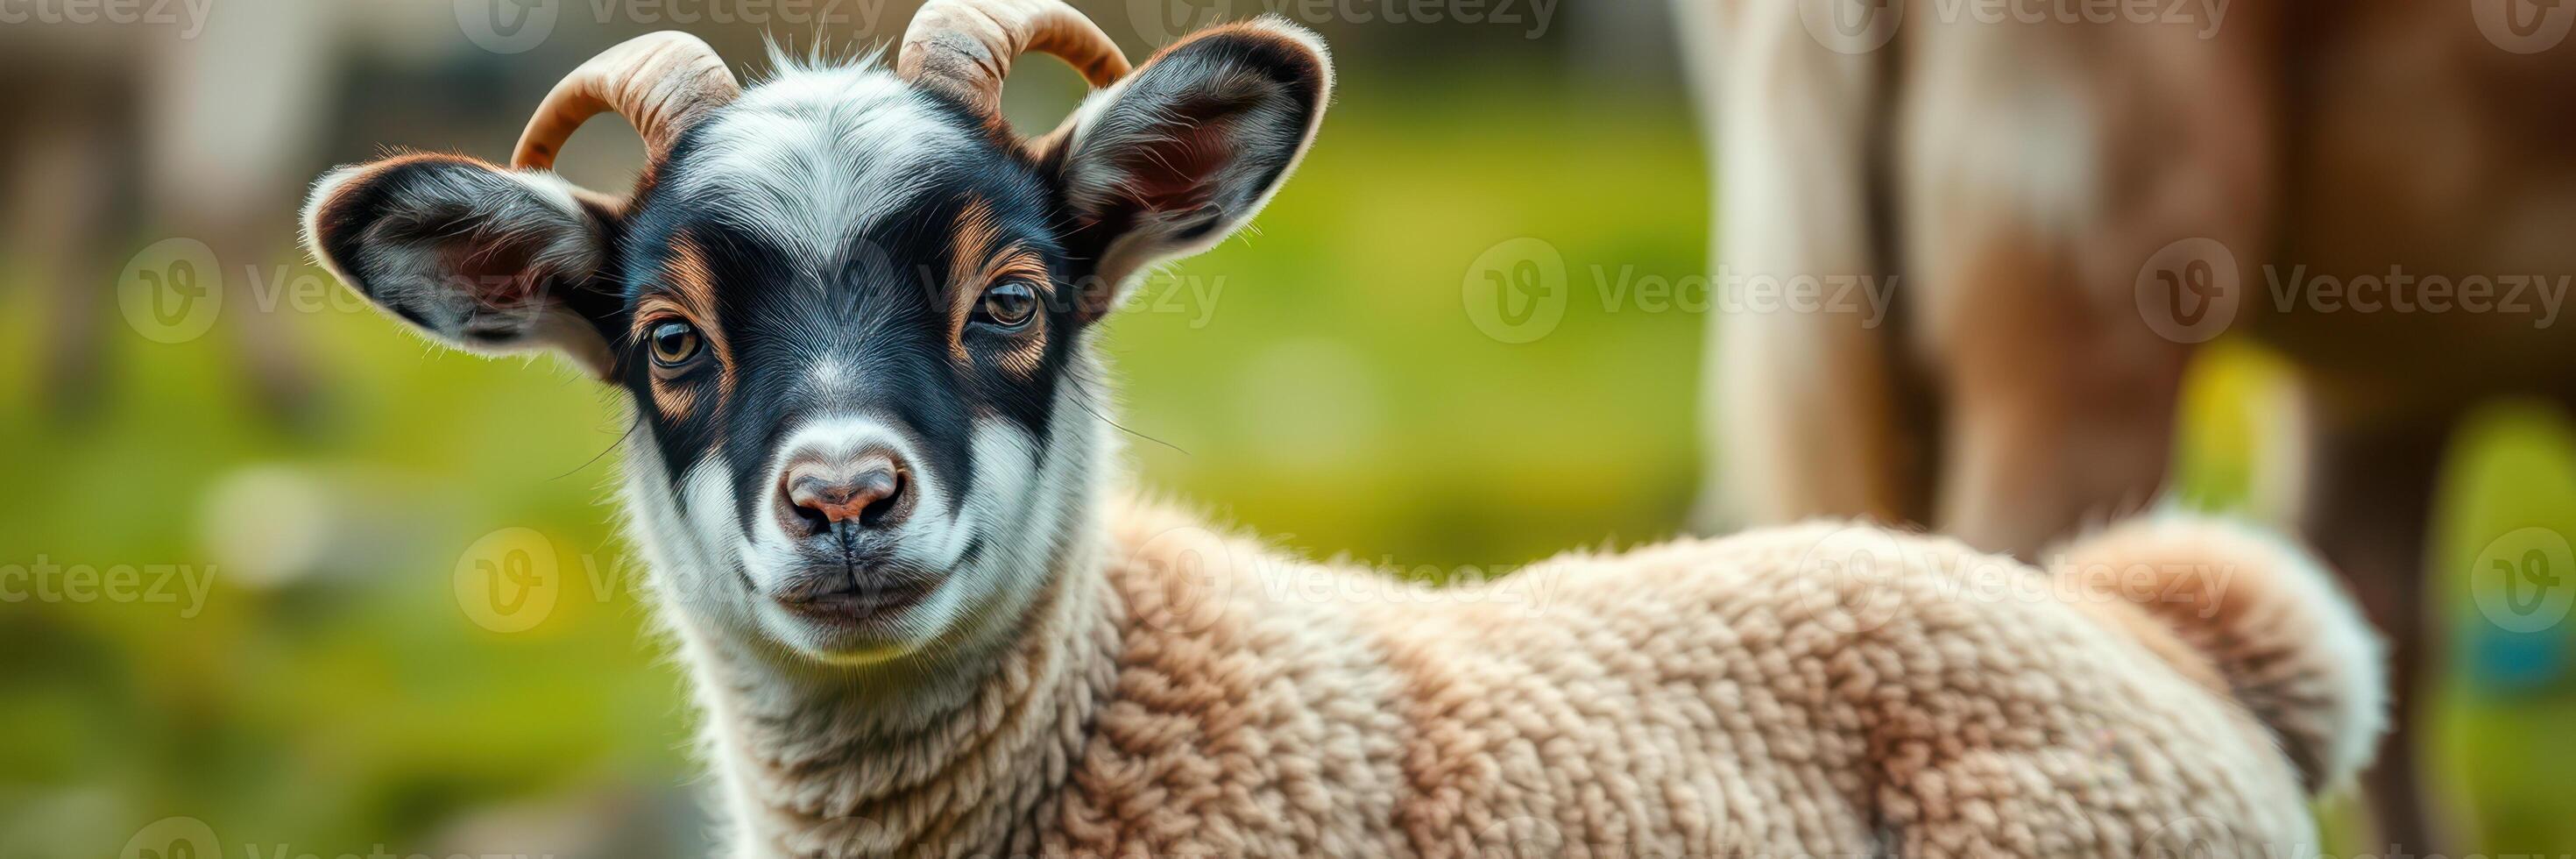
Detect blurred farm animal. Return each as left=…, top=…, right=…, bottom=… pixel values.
left=1674, top=0, right=2576, bottom=849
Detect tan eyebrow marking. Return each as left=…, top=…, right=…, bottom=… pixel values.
left=635, top=234, right=736, bottom=418
left=948, top=198, right=1001, bottom=356
left=666, top=232, right=725, bottom=316
left=948, top=197, right=1049, bottom=366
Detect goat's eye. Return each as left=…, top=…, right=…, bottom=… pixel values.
left=648, top=320, right=703, bottom=367
left=973, top=281, right=1040, bottom=330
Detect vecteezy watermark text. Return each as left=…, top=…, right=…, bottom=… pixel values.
left=1935, top=0, right=2231, bottom=34
left=122, top=815, right=556, bottom=859
left=117, top=234, right=1237, bottom=346
left=456, top=0, right=890, bottom=53
left=0, top=0, right=211, bottom=38
left=1801, top=0, right=2232, bottom=54
left=1462, top=237, right=1895, bottom=344
left=1, top=556, right=216, bottom=619
left=2134, top=238, right=2572, bottom=343
left=1126, top=0, right=1557, bottom=45
left=2262, top=265, right=2569, bottom=326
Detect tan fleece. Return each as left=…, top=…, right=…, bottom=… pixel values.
left=702, top=500, right=2382, bottom=858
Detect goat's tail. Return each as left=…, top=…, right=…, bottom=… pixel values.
left=2050, top=515, right=2388, bottom=793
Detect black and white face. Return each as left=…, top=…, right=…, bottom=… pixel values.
left=301, top=20, right=1331, bottom=664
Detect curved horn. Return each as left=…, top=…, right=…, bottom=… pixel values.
left=898, top=0, right=1132, bottom=120
left=513, top=32, right=741, bottom=171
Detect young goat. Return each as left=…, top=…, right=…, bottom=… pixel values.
left=303, top=3, right=2383, bottom=855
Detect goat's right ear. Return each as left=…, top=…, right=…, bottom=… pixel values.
left=301, top=154, right=623, bottom=379
left=1038, top=17, right=1332, bottom=317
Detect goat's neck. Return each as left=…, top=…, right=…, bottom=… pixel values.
left=674, top=531, right=1124, bottom=857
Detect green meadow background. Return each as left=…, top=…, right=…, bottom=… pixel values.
left=5, top=55, right=2576, bottom=859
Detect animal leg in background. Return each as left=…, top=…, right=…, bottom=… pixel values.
left=1914, top=238, right=2192, bottom=559
left=1683, top=0, right=1929, bottom=534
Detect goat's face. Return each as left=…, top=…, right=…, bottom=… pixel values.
left=302, top=10, right=1329, bottom=664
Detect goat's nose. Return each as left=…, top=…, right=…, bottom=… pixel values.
left=781, top=451, right=909, bottom=533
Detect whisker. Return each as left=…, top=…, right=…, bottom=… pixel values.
left=556, top=410, right=645, bottom=480
left=1065, top=375, right=1186, bottom=457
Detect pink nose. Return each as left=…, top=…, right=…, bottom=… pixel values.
left=781, top=451, right=909, bottom=533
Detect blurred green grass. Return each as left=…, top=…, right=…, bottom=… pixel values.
left=3, top=66, right=2574, bottom=855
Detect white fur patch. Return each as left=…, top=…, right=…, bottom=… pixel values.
left=957, top=417, right=1041, bottom=565
left=621, top=445, right=757, bottom=633
left=670, top=64, right=964, bottom=269
left=2203, top=516, right=2390, bottom=791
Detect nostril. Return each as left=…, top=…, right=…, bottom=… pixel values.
left=781, top=454, right=909, bottom=532
left=784, top=487, right=835, bottom=537
left=855, top=469, right=904, bottom=528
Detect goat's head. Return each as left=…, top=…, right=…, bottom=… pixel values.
left=301, top=2, right=1331, bottom=665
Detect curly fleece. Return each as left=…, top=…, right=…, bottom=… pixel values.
left=683, top=500, right=2382, bottom=858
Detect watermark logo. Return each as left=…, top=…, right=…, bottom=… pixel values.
left=2134, top=237, right=2243, bottom=344
left=117, top=238, right=582, bottom=344
left=117, top=238, right=225, bottom=345
left=120, top=816, right=221, bottom=859
left=2472, top=527, right=2574, bottom=634
left=1461, top=237, right=1568, bottom=344
left=811, top=816, right=898, bottom=855
left=2139, top=815, right=2269, bottom=859
left=458, top=0, right=883, bottom=54
left=1787, top=524, right=1915, bottom=635
left=1478, top=817, right=1565, bottom=855
left=1125, top=0, right=1228, bottom=46
left=1461, top=238, right=1896, bottom=344
left=1803, top=0, right=2233, bottom=53
left=115, top=238, right=392, bottom=344
left=117, top=815, right=555, bottom=859
left=1800, top=0, right=1904, bottom=54
left=2134, top=238, right=2573, bottom=343
left=456, top=0, right=561, bottom=54
left=2476, top=0, right=2573, bottom=53
left=455, top=527, right=563, bottom=633
left=1122, top=0, right=1557, bottom=46
left=1126, top=524, right=1242, bottom=635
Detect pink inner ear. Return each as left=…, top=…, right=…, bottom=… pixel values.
left=433, top=234, right=547, bottom=309
left=1116, top=105, right=1242, bottom=214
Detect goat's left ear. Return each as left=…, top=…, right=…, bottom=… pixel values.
left=1042, top=17, right=1331, bottom=316
left=301, top=154, right=625, bottom=379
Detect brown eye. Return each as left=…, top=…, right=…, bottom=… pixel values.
left=648, top=320, right=703, bottom=367
left=973, top=280, right=1040, bottom=330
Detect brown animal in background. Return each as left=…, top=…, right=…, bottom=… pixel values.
left=1674, top=0, right=2576, bottom=851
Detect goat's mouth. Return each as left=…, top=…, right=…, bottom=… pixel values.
left=767, top=560, right=941, bottom=628
left=773, top=577, right=936, bottom=626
